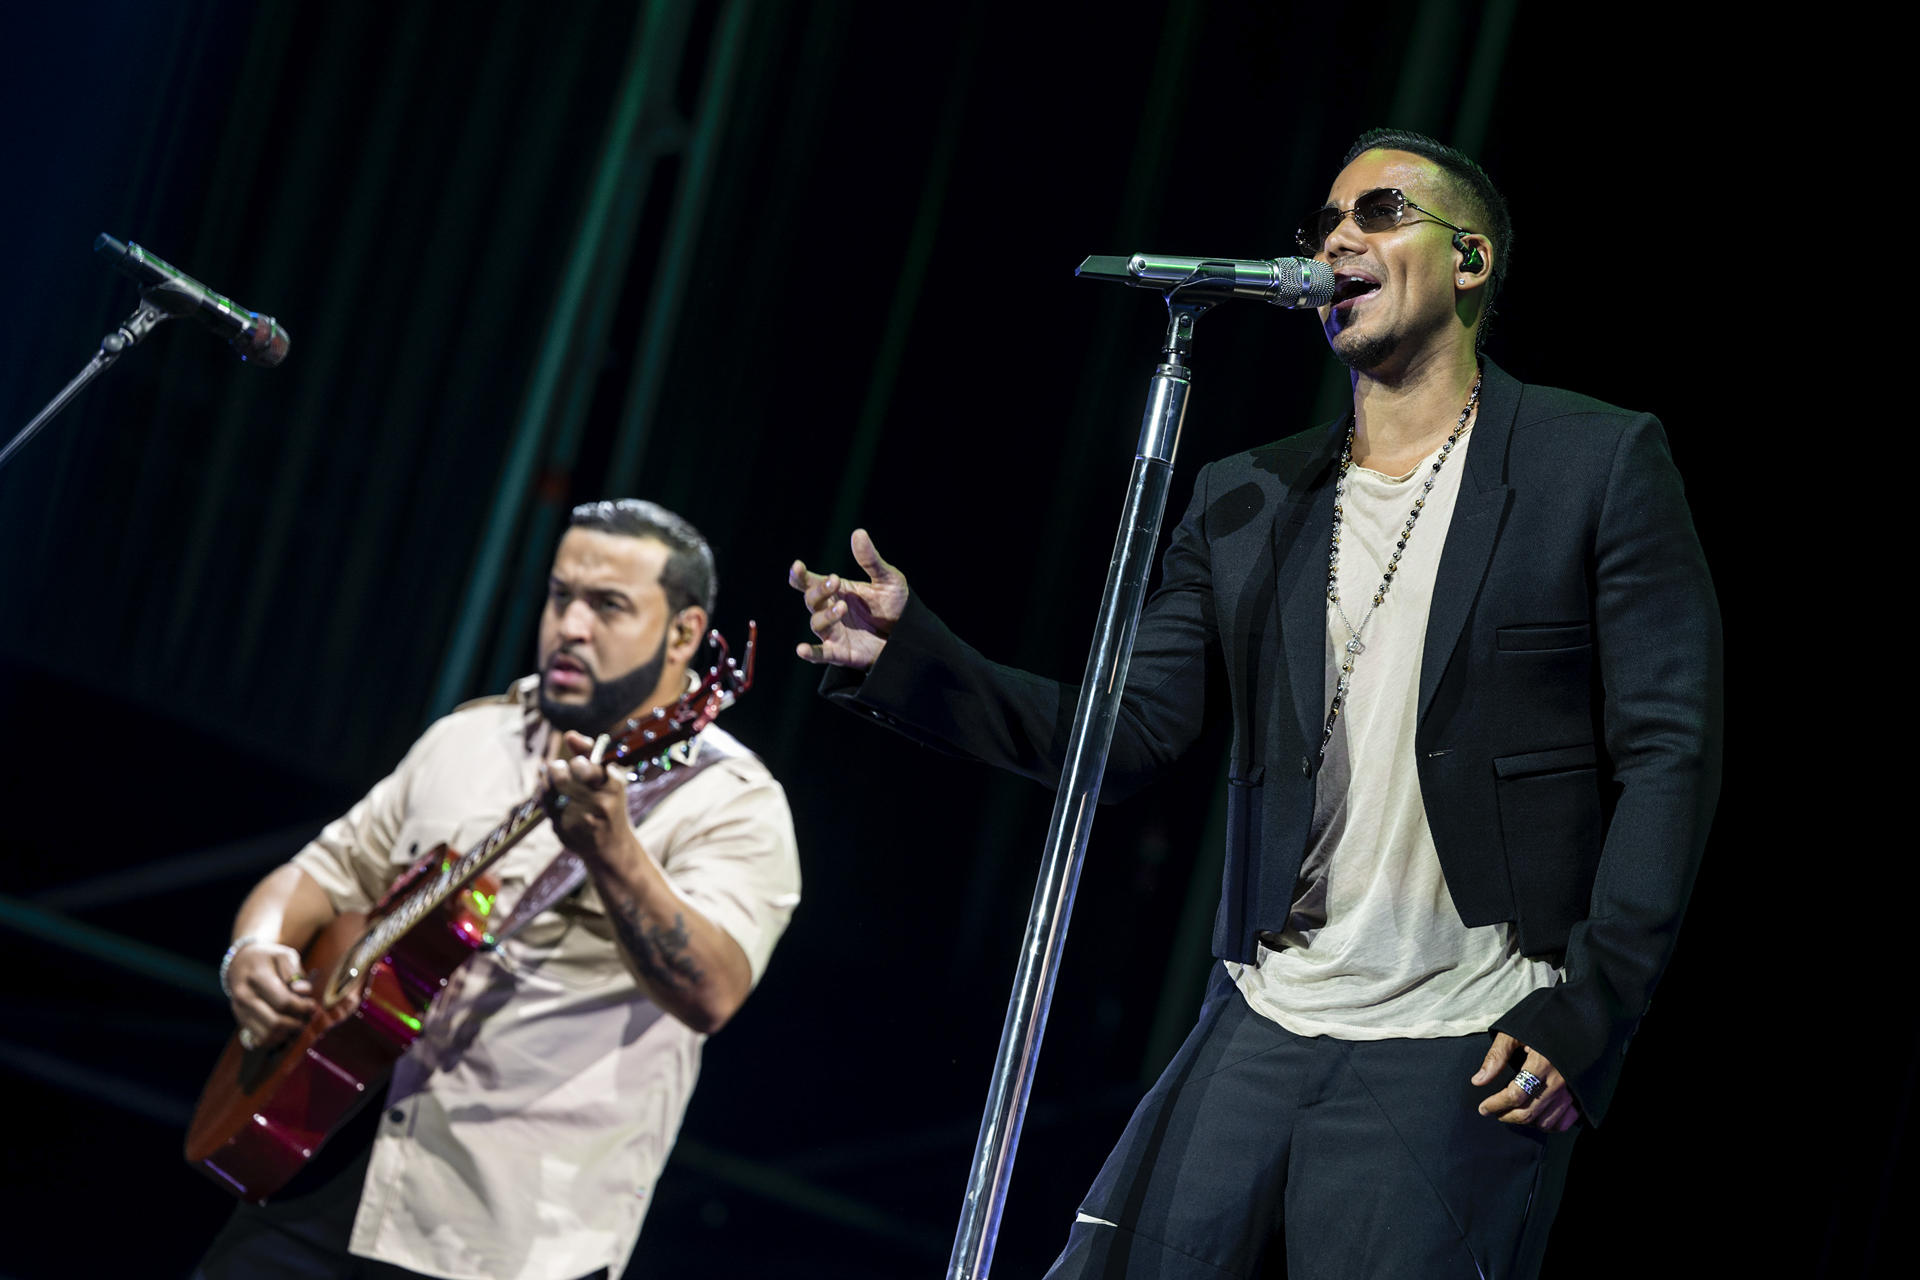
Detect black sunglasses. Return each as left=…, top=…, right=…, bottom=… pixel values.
left=1296, top=188, right=1470, bottom=256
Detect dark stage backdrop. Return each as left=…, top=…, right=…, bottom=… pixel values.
left=0, top=2, right=1879, bottom=1278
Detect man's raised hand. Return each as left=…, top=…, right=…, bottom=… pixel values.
left=789, top=529, right=908, bottom=670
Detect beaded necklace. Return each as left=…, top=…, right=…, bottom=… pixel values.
left=1316, top=369, right=1482, bottom=764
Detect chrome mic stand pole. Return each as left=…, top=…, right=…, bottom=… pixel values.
left=947, top=293, right=1208, bottom=1279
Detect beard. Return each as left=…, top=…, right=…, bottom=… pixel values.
left=1331, top=327, right=1400, bottom=373
left=538, top=631, right=670, bottom=737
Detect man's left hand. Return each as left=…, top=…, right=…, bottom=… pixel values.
left=1473, top=1032, right=1581, bottom=1132
left=546, top=730, right=636, bottom=860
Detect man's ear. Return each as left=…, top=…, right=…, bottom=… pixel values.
left=669, top=607, right=709, bottom=660
left=1451, top=231, right=1490, bottom=280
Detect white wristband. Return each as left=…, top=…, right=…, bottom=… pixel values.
left=219, top=934, right=271, bottom=1000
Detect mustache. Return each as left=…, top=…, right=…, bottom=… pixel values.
left=537, top=638, right=669, bottom=736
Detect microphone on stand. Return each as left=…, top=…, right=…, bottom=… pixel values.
left=1077, top=253, right=1335, bottom=309
left=93, top=234, right=290, bottom=366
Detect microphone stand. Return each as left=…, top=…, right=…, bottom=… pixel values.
left=947, top=291, right=1209, bottom=1279
left=0, top=293, right=182, bottom=475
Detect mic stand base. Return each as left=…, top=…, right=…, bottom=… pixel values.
left=0, top=296, right=176, bottom=475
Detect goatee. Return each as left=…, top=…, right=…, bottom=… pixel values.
left=1333, top=329, right=1399, bottom=372
left=538, top=632, right=670, bottom=737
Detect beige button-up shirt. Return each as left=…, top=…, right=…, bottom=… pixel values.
left=292, top=677, right=801, bottom=1280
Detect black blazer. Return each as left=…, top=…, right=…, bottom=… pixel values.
left=824, top=359, right=1722, bottom=1123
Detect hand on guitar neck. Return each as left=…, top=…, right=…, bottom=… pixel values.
left=545, top=728, right=639, bottom=857
left=544, top=727, right=754, bottom=1035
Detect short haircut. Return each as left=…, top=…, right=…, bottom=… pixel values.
left=1343, top=127, right=1513, bottom=341
left=566, top=499, right=717, bottom=617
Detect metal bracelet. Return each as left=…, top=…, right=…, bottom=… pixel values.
left=218, top=934, right=271, bottom=1000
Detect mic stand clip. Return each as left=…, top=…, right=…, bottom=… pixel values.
left=0, top=290, right=183, bottom=475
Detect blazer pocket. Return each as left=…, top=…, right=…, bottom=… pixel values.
left=1492, top=743, right=1596, bottom=778
left=1496, top=622, right=1592, bottom=652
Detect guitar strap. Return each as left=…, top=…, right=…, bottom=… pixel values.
left=488, top=730, right=745, bottom=946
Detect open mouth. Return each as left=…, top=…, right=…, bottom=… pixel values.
left=544, top=653, right=591, bottom=689
left=1331, top=272, right=1380, bottom=309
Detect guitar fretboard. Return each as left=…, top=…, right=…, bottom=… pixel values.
left=340, top=795, right=547, bottom=983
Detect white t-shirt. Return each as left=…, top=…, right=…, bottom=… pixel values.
left=1229, top=428, right=1557, bottom=1039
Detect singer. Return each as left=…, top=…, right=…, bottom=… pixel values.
left=192, top=501, right=801, bottom=1280
left=790, top=127, right=1719, bottom=1278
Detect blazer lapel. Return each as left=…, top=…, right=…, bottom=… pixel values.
left=1418, top=361, right=1518, bottom=721
left=1267, top=427, right=1344, bottom=750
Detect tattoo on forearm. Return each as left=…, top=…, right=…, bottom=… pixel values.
left=610, top=901, right=706, bottom=991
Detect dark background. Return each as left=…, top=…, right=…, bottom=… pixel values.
left=0, top=2, right=1892, bottom=1277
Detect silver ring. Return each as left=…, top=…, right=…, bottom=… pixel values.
left=1512, top=1069, right=1544, bottom=1099
left=551, top=793, right=569, bottom=813
left=238, top=1028, right=258, bottom=1050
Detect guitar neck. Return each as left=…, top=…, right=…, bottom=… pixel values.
left=343, top=795, right=549, bottom=981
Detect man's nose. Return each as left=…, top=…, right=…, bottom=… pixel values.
left=557, top=599, right=597, bottom=637
left=1321, top=210, right=1366, bottom=260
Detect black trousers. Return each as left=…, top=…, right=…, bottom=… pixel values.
left=191, top=1101, right=608, bottom=1280
left=1046, top=967, right=1578, bottom=1280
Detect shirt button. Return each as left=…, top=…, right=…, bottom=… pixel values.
left=388, top=1108, right=405, bottom=1124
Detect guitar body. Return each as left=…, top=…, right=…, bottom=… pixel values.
left=184, top=845, right=498, bottom=1203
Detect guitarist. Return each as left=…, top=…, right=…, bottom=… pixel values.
left=195, top=500, right=802, bottom=1280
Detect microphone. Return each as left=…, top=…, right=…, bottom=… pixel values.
left=1077, top=253, right=1335, bottom=310
left=93, top=235, right=290, bottom=366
